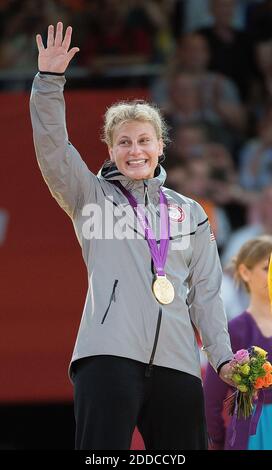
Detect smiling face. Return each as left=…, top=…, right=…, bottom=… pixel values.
left=108, top=120, right=163, bottom=180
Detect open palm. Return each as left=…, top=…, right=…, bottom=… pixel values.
left=36, top=22, right=79, bottom=74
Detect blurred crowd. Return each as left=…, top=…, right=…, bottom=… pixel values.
left=1, top=0, right=272, bottom=318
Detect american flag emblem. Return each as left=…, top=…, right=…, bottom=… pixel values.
left=210, top=226, right=216, bottom=242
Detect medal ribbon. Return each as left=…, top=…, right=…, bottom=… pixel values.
left=112, top=181, right=170, bottom=276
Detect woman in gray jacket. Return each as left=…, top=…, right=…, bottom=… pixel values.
left=30, top=22, right=234, bottom=450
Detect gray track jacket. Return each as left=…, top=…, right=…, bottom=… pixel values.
left=30, top=73, right=233, bottom=380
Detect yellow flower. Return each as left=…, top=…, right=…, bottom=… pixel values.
left=232, top=373, right=242, bottom=383
left=240, top=364, right=250, bottom=375
left=237, top=384, right=248, bottom=392
left=253, top=346, right=267, bottom=357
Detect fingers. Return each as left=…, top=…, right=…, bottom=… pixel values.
left=62, top=25, right=72, bottom=52
left=54, top=21, right=63, bottom=47
left=36, top=34, right=44, bottom=52
left=67, top=47, right=80, bottom=63
left=44, top=22, right=77, bottom=54
left=47, top=24, right=54, bottom=48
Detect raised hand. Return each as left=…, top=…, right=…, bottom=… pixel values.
left=36, top=22, right=79, bottom=74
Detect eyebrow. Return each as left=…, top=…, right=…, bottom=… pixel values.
left=118, top=133, right=151, bottom=139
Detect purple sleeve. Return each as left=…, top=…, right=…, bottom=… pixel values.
left=204, top=364, right=230, bottom=449
left=203, top=317, right=244, bottom=449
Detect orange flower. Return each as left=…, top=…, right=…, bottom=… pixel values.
left=264, top=373, right=272, bottom=387
left=263, top=362, right=272, bottom=373
left=254, top=377, right=265, bottom=389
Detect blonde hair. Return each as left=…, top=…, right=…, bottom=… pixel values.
left=231, top=235, right=272, bottom=292
left=102, top=100, right=169, bottom=148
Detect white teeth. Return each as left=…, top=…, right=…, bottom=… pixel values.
left=127, top=159, right=146, bottom=165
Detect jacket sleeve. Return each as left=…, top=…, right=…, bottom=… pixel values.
left=29, top=72, right=101, bottom=218
left=187, top=202, right=233, bottom=371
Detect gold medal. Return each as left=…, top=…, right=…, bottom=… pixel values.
left=112, top=181, right=173, bottom=304
left=152, top=275, right=175, bottom=305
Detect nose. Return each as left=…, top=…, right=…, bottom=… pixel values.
left=129, top=141, right=142, bottom=156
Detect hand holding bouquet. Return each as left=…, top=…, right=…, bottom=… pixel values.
left=225, top=346, right=272, bottom=419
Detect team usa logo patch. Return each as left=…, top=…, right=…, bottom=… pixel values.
left=168, top=204, right=185, bottom=222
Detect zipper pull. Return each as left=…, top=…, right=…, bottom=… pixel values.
left=144, top=181, right=148, bottom=207
left=112, top=280, right=118, bottom=302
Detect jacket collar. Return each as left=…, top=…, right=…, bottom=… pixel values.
left=97, top=161, right=167, bottom=204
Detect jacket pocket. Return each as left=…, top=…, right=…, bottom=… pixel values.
left=101, top=280, right=119, bottom=324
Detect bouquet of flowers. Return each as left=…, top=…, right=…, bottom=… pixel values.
left=225, top=346, right=272, bottom=419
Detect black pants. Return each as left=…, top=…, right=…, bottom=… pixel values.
left=72, top=355, right=207, bottom=450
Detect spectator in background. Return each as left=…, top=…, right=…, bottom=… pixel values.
left=185, top=157, right=232, bottom=253
left=151, top=33, right=246, bottom=154
left=239, top=111, right=272, bottom=191
left=166, top=122, right=209, bottom=167
left=162, top=72, right=207, bottom=135
left=250, top=39, right=272, bottom=123
left=204, top=235, right=272, bottom=450
left=163, top=69, right=245, bottom=149
left=166, top=134, right=249, bottom=246
left=136, top=0, right=176, bottom=63
left=204, top=143, right=237, bottom=189
left=222, top=185, right=272, bottom=267
left=0, top=0, right=21, bottom=42
left=151, top=33, right=246, bottom=137
left=204, top=142, right=248, bottom=230
left=183, top=0, right=248, bottom=32
left=64, top=1, right=101, bottom=55
left=0, top=0, right=68, bottom=72
left=196, top=0, right=253, bottom=102
left=166, top=157, right=231, bottom=254
left=164, top=164, right=187, bottom=195
left=78, top=0, right=176, bottom=73
left=77, top=0, right=154, bottom=71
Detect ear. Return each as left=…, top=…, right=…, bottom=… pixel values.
left=238, top=263, right=251, bottom=284
left=108, top=147, right=115, bottom=162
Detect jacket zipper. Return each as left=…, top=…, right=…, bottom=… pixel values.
left=145, top=306, right=162, bottom=377
left=101, top=280, right=118, bottom=324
